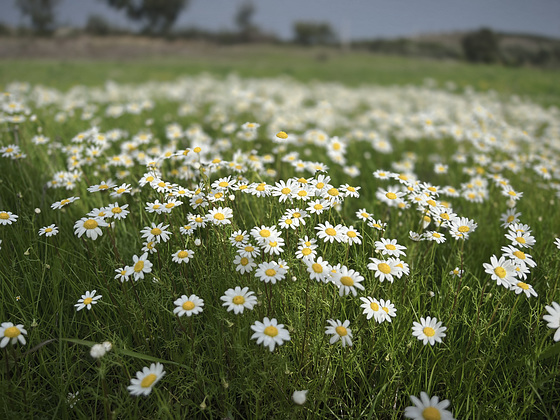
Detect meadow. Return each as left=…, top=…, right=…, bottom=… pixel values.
left=0, top=49, right=560, bottom=419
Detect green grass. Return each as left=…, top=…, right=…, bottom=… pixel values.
left=0, top=53, right=560, bottom=419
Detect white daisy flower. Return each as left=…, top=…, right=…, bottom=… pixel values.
left=73, top=217, right=108, bottom=240
left=543, top=302, right=560, bottom=342
left=412, top=316, right=447, bottom=346
left=404, top=391, right=455, bottom=420
left=0, top=211, right=18, bottom=225
left=250, top=317, right=291, bottom=352
left=325, top=319, right=353, bottom=347
left=39, top=224, right=59, bottom=237
left=74, top=290, right=102, bottom=311
left=0, top=322, right=27, bottom=348
left=127, top=362, right=166, bottom=397
left=220, top=286, right=257, bottom=314
left=173, top=294, right=204, bottom=317
left=126, top=253, right=153, bottom=281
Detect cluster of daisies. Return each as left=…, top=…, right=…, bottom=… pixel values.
left=2, top=75, right=560, bottom=418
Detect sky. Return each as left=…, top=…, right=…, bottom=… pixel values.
left=1, top=0, right=560, bottom=40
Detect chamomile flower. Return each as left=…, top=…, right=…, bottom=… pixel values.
left=207, top=206, right=233, bottom=225
left=87, top=179, right=116, bottom=193
left=500, top=245, right=536, bottom=269
left=424, top=230, right=446, bottom=243
left=233, top=254, right=256, bottom=274
left=110, top=183, right=132, bottom=198
left=315, top=221, right=344, bottom=243
left=127, top=362, right=165, bottom=397
left=543, top=302, right=560, bottom=341
left=449, top=217, right=477, bottom=240
left=449, top=267, right=464, bottom=277
left=172, top=249, right=194, bottom=264
left=173, top=294, right=204, bottom=317
left=368, top=219, right=387, bottom=231
left=511, top=281, right=538, bottom=298
left=356, top=208, right=373, bottom=221
left=255, top=261, right=286, bottom=284
left=500, top=209, right=521, bottom=228
left=75, top=290, right=102, bottom=311
left=367, top=258, right=401, bottom=283
left=325, top=319, right=353, bottom=347
left=250, top=317, right=291, bottom=352
left=51, top=196, right=80, bottom=210
left=114, top=267, right=131, bottom=282
left=0, top=211, right=18, bottom=225
left=229, top=230, right=249, bottom=247
left=140, top=223, right=171, bottom=243
left=555, top=237, right=560, bottom=250
left=105, top=203, right=130, bottom=220
left=504, top=230, right=536, bottom=249
left=412, top=316, right=447, bottom=346
left=305, top=256, right=331, bottom=282
left=375, top=238, right=407, bottom=257
left=126, top=253, right=153, bottom=281
left=237, top=243, right=260, bottom=259
left=262, top=236, right=285, bottom=255
left=0, top=322, right=27, bottom=348
left=142, top=241, right=157, bottom=254
left=331, top=266, right=365, bottom=297
left=483, top=255, right=517, bottom=288
left=404, top=392, right=455, bottom=420
left=360, top=297, right=385, bottom=322
left=220, top=287, right=257, bottom=314
left=342, top=225, right=362, bottom=245
left=74, top=217, right=108, bottom=240
left=39, top=224, right=59, bottom=237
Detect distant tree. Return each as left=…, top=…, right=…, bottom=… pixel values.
left=104, top=0, right=190, bottom=35
left=235, top=1, right=255, bottom=33
left=85, top=15, right=112, bottom=36
left=15, top=0, right=61, bottom=34
left=462, top=28, right=500, bottom=64
left=293, top=21, right=337, bottom=46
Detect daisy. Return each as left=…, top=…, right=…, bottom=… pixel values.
left=306, top=199, right=331, bottom=215
left=342, top=225, right=362, bottom=245
left=262, top=236, right=285, bottom=255
left=404, top=392, right=455, bottom=420
left=87, top=207, right=110, bottom=219
left=142, top=241, right=157, bottom=254
left=449, top=267, right=464, bottom=277
left=172, top=249, right=194, bottom=264
left=325, top=319, right=353, bottom=347
left=285, top=208, right=308, bottom=226
left=424, top=231, right=445, bottom=244
left=271, top=179, right=298, bottom=202
left=179, top=224, right=195, bottom=236
left=500, top=209, right=521, bottom=228
left=220, top=287, right=257, bottom=314
left=173, top=294, right=204, bottom=317
left=75, top=290, right=102, bottom=311
left=229, top=230, right=249, bottom=247
left=189, top=213, right=207, bottom=229
left=126, top=253, right=153, bottom=281
left=0, top=322, right=27, bottom=348
left=255, top=261, right=286, bottom=284
left=331, top=266, right=365, bottom=297
left=0, top=211, right=18, bottom=225
left=500, top=245, right=536, bottom=269
left=51, top=196, right=80, bottom=210
left=74, top=217, right=108, bottom=240
left=376, top=186, right=406, bottom=207
left=87, top=179, right=116, bottom=193
left=39, top=224, right=59, bottom=237
left=237, top=244, right=260, bottom=259
left=360, top=297, right=386, bottom=322
left=250, top=317, right=291, bottom=352
left=378, top=299, right=397, bottom=323
left=412, top=316, right=447, bottom=346
left=356, top=208, right=373, bottom=221
left=305, top=256, right=331, bottom=283
left=161, top=198, right=182, bottom=213
left=482, top=255, right=517, bottom=288
left=449, top=217, right=477, bottom=240
left=250, top=225, right=279, bottom=246
left=278, top=215, right=297, bottom=230
left=233, top=254, right=256, bottom=274
left=543, top=302, right=560, bottom=342
left=110, top=183, right=132, bottom=198
left=504, top=230, right=536, bottom=249
left=368, top=219, right=387, bottom=231
left=375, top=238, right=407, bottom=257
left=114, top=267, right=131, bottom=282
left=105, top=203, right=130, bottom=220
left=367, top=258, right=401, bottom=283
left=315, top=221, right=344, bottom=243
left=140, top=223, right=172, bottom=243
left=127, top=362, right=166, bottom=397
left=511, top=281, right=538, bottom=298
left=207, top=206, right=233, bottom=225
left=555, top=238, right=560, bottom=250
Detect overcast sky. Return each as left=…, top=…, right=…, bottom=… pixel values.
left=2, top=0, right=560, bottom=40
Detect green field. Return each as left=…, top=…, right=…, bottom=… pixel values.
left=1, top=49, right=560, bottom=419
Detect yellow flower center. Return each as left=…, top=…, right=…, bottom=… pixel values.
left=398, top=174, right=408, bottom=181
left=440, top=213, right=450, bottom=220
left=265, top=268, right=276, bottom=277
left=245, top=246, right=254, bottom=252
left=264, top=326, right=278, bottom=337
left=422, top=407, right=441, bottom=420
left=494, top=267, right=506, bottom=279
left=347, top=231, right=357, bottom=238
left=517, top=282, right=529, bottom=290
left=386, top=192, right=397, bottom=200
left=141, top=373, right=158, bottom=388
left=83, top=297, right=93, bottom=305
left=98, top=184, right=109, bottom=190
left=385, top=244, right=396, bottom=250
left=4, top=326, right=20, bottom=338
left=458, top=226, right=470, bottom=233
left=370, top=302, right=379, bottom=311
left=280, top=187, right=291, bottom=195
left=276, top=131, right=288, bottom=139
left=426, top=199, right=437, bottom=207
left=165, top=203, right=175, bottom=209
left=316, top=182, right=325, bottom=189
left=516, top=236, right=526, bottom=244
left=423, top=327, right=435, bottom=337
left=240, top=257, right=249, bottom=266
left=153, top=204, right=161, bottom=209
left=513, top=250, right=525, bottom=259
left=298, top=190, right=308, bottom=197
left=146, top=176, right=154, bottom=182
left=232, top=295, right=245, bottom=305
left=83, top=219, right=98, bottom=230
left=340, top=276, right=354, bottom=286
left=302, top=248, right=312, bottom=256
left=325, top=228, right=337, bottom=236
left=260, top=229, right=271, bottom=238
left=112, top=207, right=122, bottom=214
left=314, top=204, right=323, bottom=210
left=60, top=199, right=70, bottom=205
left=214, top=213, right=225, bottom=220
left=134, top=261, right=144, bottom=272
left=361, top=212, right=369, bottom=218
left=327, top=188, right=339, bottom=196
left=116, top=188, right=125, bottom=194
left=182, top=301, right=195, bottom=311
left=378, top=263, right=391, bottom=274
left=432, top=232, right=441, bottom=238
left=335, top=326, right=348, bottom=336
left=382, top=307, right=389, bottom=313
left=235, top=235, right=244, bottom=242
left=256, top=185, right=265, bottom=192
left=151, top=228, right=162, bottom=235
left=507, top=215, right=515, bottom=223
left=177, top=251, right=189, bottom=259
left=45, top=228, right=53, bottom=233
left=312, top=263, right=323, bottom=273
left=284, top=219, right=293, bottom=225
left=193, top=146, right=201, bottom=153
